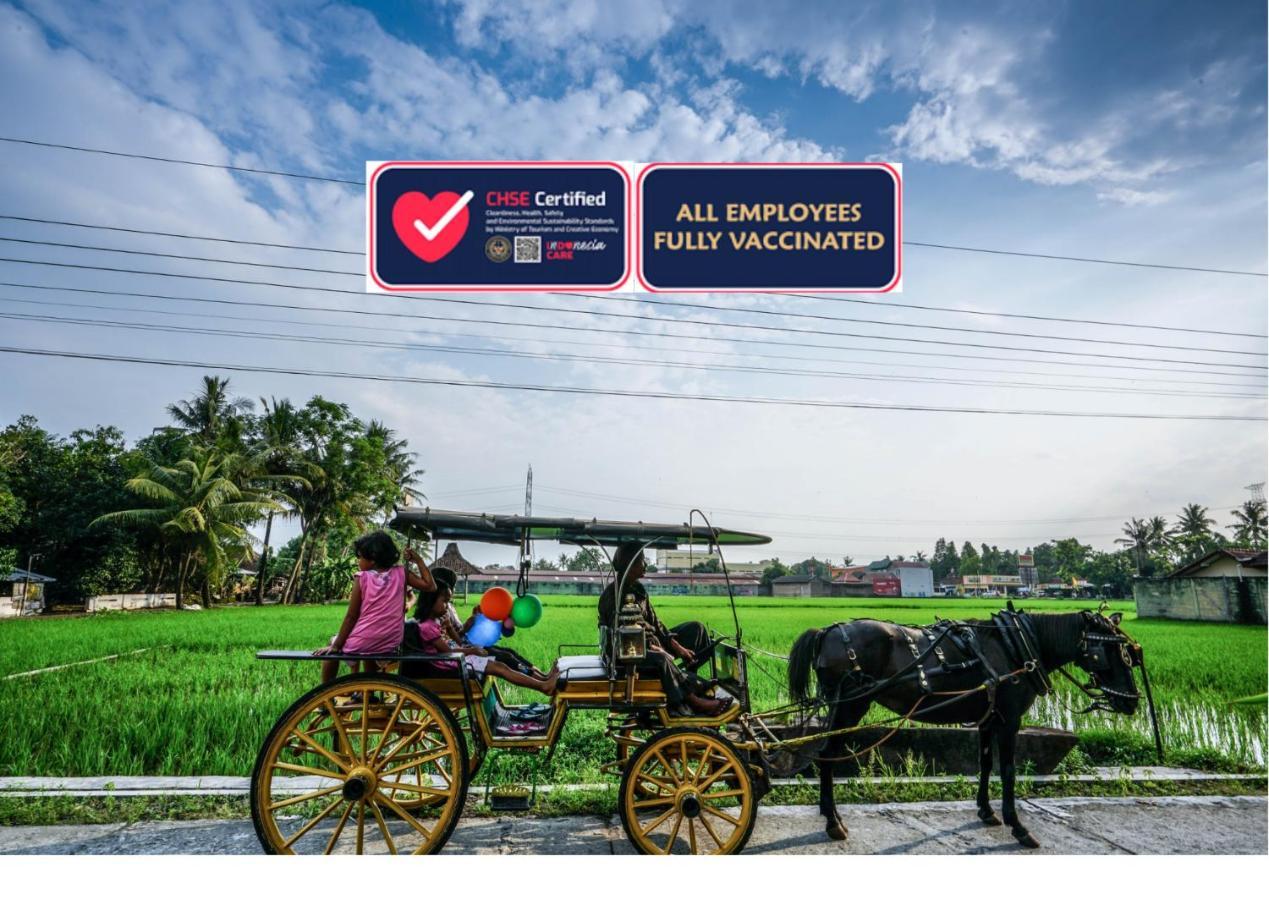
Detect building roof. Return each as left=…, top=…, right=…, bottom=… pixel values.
left=1, top=568, right=55, bottom=583
left=432, top=542, right=482, bottom=576
left=772, top=574, right=825, bottom=584
left=468, top=570, right=760, bottom=586
left=1169, top=548, right=1269, bottom=578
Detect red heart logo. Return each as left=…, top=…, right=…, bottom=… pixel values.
left=391, top=190, right=471, bottom=263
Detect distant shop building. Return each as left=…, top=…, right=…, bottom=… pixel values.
left=829, top=558, right=933, bottom=598
left=771, top=574, right=831, bottom=598
left=466, top=569, right=762, bottom=597
left=0, top=568, right=54, bottom=617
left=653, top=549, right=767, bottom=574
left=1134, top=548, right=1266, bottom=624
left=961, top=574, right=1024, bottom=597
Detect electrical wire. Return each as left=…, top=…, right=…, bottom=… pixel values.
left=2, top=225, right=1264, bottom=350
left=4, top=304, right=1260, bottom=400
left=2, top=137, right=1264, bottom=277
left=4, top=280, right=1261, bottom=388
left=0, top=255, right=1262, bottom=371
left=1, top=344, right=1263, bottom=420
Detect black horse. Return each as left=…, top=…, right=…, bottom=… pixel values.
left=788, top=607, right=1142, bottom=848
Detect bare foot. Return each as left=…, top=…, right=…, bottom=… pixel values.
left=542, top=672, right=560, bottom=695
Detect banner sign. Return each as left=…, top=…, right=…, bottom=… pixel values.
left=1018, top=554, right=1035, bottom=568
left=367, top=162, right=630, bottom=292
left=637, top=163, right=901, bottom=292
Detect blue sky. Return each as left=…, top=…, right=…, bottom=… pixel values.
left=0, top=0, right=1265, bottom=564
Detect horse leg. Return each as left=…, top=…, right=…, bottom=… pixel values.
left=997, top=723, right=1039, bottom=848
left=976, top=723, right=1001, bottom=826
left=818, top=694, right=866, bottom=842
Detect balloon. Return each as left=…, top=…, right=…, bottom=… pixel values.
left=480, top=586, right=514, bottom=621
left=501, top=618, right=516, bottom=638
left=466, top=612, right=502, bottom=648
left=511, top=593, right=543, bottom=628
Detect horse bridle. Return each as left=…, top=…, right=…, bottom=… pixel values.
left=1066, top=611, right=1143, bottom=708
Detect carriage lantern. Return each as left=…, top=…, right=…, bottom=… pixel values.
left=617, top=592, right=648, bottom=661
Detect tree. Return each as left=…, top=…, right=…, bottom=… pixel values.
left=1171, top=503, right=1221, bottom=564
left=166, top=376, right=254, bottom=451
left=1116, top=517, right=1169, bottom=577
left=790, top=556, right=831, bottom=580
left=533, top=557, right=559, bottom=570
left=1230, top=500, right=1267, bottom=548
left=761, top=559, right=792, bottom=587
left=959, top=541, right=980, bottom=576
left=1051, top=538, right=1092, bottom=583
left=251, top=397, right=314, bottom=604
left=1085, top=550, right=1135, bottom=598
left=93, top=449, right=280, bottom=607
left=561, top=547, right=605, bottom=571
left=691, top=557, right=721, bottom=573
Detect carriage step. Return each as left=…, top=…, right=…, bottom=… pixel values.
left=488, top=784, right=533, bottom=811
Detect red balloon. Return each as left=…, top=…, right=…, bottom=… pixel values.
left=480, top=586, right=514, bottom=621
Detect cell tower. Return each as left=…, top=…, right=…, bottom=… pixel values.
left=525, top=464, right=533, bottom=516
left=1247, top=482, right=1266, bottom=504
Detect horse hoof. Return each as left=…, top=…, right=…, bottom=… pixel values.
left=1013, top=828, right=1040, bottom=849
left=978, top=811, right=1002, bottom=826
left=827, top=820, right=848, bottom=841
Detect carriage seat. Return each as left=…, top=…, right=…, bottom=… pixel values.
left=555, top=654, right=609, bottom=681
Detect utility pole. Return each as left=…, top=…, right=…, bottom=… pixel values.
left=18, top=552, right=40, bottom=616
left=524, top=464, right=533, bottom=516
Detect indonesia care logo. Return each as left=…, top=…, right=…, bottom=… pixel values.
left=545, top=239, right=607, bottom=260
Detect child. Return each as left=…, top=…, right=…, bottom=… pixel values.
left=314, top=532, right=435, bottom=683
left=416, top=582, right=558, bottom=695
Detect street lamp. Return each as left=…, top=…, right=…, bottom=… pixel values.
left=17, top=552, right=41, bottom=616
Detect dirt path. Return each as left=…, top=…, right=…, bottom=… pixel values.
left=1, top=796, right=1263, bottom=855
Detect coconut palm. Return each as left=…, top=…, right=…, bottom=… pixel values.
left=1230, top=500, right=1268, bottom=548
left=252, top=397, right=318, bottom=604
left=167, top=376, right=254, bottom=448
left=93, top=449, right=280, bottom=608
left=1116, top=518, right=1152, bottom=576
left=1171, top=503, right=1221, bottom=563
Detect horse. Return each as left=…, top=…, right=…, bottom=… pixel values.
left=787, top=607, right=1142, bottom=848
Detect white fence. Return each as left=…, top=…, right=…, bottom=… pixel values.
left=85, top=593, right=178, bottom=613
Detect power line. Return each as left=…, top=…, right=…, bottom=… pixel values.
left=4, top=213, right=1265, bottom=341
left=3, top=136, right=1264, bottom=278
left=0, top=248, right=1262, bottom=369
left=5, top=280, right=1261, bottom=388
left=6, top=304, right=1260, bottom=401
left=2, top=343, right=1263, bottom=420
left=536, top=484, right=1242, bottom=527
left=1, top=257, right=1263, bottom=378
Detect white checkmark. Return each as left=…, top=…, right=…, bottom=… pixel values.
left=413, top=190, right=474, bottom=242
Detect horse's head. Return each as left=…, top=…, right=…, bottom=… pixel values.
left=1073, top=610, right=1141, bottom=715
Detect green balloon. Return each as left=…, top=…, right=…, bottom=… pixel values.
left=511, top=593, right=543, bottom=628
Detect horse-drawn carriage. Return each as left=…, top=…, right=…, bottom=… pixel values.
left=251, top=508, right=1155, bottom=855
left=251, top=508, right=777, bottom=855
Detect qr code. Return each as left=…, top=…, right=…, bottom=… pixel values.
left=514, top=235, right=541, bottom=263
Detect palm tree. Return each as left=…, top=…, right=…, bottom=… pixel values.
left=252, top=398, right=317, bottom=604
left=167, top=376, right=254, bottom=448
left=1230, top=500, right=1268, bottom=548
left=1116, top=518, right=1152, bottom=576
left=93, top=449, right=280, bottom=607
left=1171, top=503, right=1220, bottom=564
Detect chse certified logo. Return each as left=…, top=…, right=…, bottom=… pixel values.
left=485, top=235, right=512, bottom=263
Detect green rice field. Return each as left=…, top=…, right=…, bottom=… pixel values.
left=0, top=596, right=1264, bottom=780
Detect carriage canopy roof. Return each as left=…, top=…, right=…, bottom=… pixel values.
left=388, top=508, right=772, bottom=549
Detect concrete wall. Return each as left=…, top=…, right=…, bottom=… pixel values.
left=0, top=595, right=43, bottom=617
left=898, top=567, right=934, bottom=597
left=86, top=593, right=178, bottom=613
left=1133, top=577, right=1267, bottom=624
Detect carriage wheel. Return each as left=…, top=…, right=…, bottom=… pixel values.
left=618, top=727, right=756, bottom=855
left=251, top=673, right=468, bottom=854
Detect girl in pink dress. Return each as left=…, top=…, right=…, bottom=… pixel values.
left=315, top=531, right=435, bottom=683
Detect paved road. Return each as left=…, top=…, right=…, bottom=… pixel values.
left=1, top=796, right=1264, bottom=855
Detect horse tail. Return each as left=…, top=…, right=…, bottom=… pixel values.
left=788, top=627, right=822, bottom=705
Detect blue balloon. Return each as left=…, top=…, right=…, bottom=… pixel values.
left=465, top=612, right=502, bottom=648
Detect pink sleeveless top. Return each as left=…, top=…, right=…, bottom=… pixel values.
left=343, top=566, right=406, bottom=654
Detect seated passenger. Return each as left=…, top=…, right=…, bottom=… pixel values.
left=598, top=543, right=731, bottom=717
left=415, top=583, right=559, bottom=696
left=412, top=567, right=550, bottom=679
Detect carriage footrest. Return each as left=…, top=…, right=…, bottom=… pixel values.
left=489, top=784, right=533, bottom=811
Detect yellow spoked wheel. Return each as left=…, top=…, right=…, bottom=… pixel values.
left=251, top=673, right=468, bottom=854
left=618, top=727, right=756, bottom=855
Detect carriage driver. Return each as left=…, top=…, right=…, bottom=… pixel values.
left=598, top=543, right=731, bottom=717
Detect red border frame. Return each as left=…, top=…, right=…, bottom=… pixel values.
left=367, top=161, right=633, bottom=293
left=634, top=162, right=902, bottom=294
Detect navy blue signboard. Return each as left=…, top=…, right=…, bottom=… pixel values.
left=637, top=163, right=901, bottom=292
left=367, top=162, right=630, bottom=291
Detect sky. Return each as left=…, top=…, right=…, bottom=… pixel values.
left=0, top=0, right=1265, bottom=567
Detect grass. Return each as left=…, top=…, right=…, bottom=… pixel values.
left=0, top=596, right=1263, bottom=782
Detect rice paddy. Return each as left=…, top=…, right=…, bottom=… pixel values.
left=0, top=596, right=1263, bottom=779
